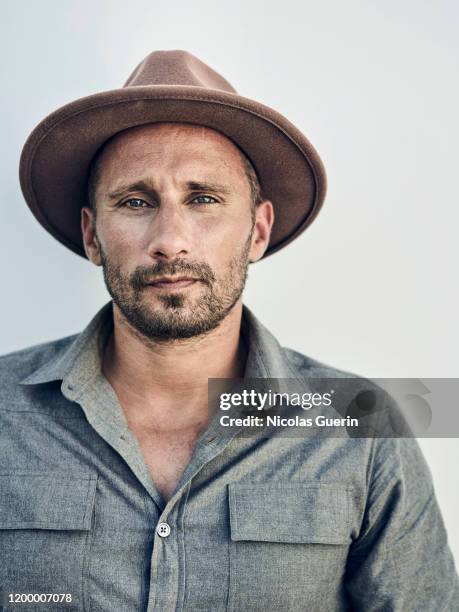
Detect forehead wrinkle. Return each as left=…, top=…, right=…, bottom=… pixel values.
left=105, top=147, right=244, bottom=187
left=108, top=124, right=246, bottom=170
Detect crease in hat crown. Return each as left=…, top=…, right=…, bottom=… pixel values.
left=19, top=48, right=327, bottom=260
left=124, top=50, right=238, bottom=93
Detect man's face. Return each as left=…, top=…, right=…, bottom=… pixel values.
left=81, top=123, right=273, bottom=342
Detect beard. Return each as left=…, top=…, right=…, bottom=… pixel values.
left=97, top=227, right=254, bottom=342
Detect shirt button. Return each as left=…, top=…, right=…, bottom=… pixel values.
left=156, top=522, right=171, bottom=538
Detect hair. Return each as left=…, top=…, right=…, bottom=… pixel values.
left=86, top=134, right=265, bottom=222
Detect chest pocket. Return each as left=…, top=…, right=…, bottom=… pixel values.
left=0, top=472, right=97, bottom=612
left=227, top=482, right=352, bottom=612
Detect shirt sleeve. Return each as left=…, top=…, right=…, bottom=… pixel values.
left=344, top=435, right=459, bottom=611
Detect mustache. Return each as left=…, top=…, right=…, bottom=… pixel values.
left=130, top=259, right=216, bottom=290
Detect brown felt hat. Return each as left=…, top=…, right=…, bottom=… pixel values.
left=19, top=50, right=327, bottom=259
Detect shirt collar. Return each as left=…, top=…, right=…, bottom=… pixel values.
left=19, top=301, right=113, bottom=386
left=19, top=300, right=296, bottom=387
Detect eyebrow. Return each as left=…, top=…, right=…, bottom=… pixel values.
left=107, top=179, right=233, bottom=200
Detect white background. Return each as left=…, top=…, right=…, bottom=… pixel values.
left=2, top=1, right=458, bottom=566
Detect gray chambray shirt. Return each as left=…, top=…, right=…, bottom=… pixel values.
left=1, top=301, right=458, bottom=612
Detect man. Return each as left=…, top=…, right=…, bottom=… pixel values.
left=1, top=50, right=458, bottom=611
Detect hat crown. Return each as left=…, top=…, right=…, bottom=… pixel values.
left=124, top=50, right=237, bottom=93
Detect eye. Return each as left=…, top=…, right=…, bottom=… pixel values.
left=190, top=194, right=218, bottom=205
left=122, top=198, right=150, bottom=209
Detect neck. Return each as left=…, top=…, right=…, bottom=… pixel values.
left=101, top=301, right=247, bottom=430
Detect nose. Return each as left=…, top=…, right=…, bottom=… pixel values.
left=146, top=201, right=192, bottom=260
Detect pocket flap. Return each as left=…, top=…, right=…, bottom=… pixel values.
left=0, top=472, right=98, bottom=530
left=228, top=482, right=351, bottom=545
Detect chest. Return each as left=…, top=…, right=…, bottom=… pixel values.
left=130, top=425, right=201, bottom=502
left=1, top=407, right=359, bottom=612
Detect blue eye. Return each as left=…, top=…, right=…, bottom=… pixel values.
left=123, top=198, right=149, bottom=209
left=191, top=195, right=218, bottom=204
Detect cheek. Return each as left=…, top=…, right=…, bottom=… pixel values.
left=194, top=214, right=251, bottom=251
left=195, top=218, right=252, bottom=276
left=98, top=217, right=147, bottom=257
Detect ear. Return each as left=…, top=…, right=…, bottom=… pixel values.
left=81, top=206, right=102, bottom=265
left=249, top=200, right=275, bottom=263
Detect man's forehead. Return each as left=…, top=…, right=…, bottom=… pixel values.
left=95, top=122, right=250, bottom=190
left=102, top=122, right=244, bottom=161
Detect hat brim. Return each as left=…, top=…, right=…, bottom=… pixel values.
left=19, top=85, right=326, bottom=259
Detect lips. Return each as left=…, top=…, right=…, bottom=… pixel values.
left=149, top=276, right=197, bottom=284
left=147, top=276, right=199, bottom=289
